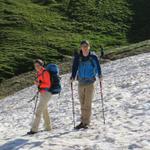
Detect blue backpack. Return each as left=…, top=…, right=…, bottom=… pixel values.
left=45, top=64, right=61, bottom=95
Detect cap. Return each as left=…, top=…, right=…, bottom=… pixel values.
left=80, top=40, right=90, bottom=46
left=34, top=59, right=44, bottom=66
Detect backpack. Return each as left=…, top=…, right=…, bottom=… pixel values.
left=44, top=64, right=61, bottom=95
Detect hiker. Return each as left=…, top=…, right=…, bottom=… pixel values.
left=100, top=45, right=104, bottom=58
left=27, top=59, right=52, bottom=135
left=70, top=40, right=102, bottom=129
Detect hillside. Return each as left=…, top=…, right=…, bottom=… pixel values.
left=1, top=0, right=150, bottom=82
left=0, top=53, right=149, bottom=150
left=0, top=39, right=150, bottom=99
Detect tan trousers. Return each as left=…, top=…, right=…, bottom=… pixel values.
left=31, top=92, right=52, bottom=132
left=78, top=83, right=95, bottom=125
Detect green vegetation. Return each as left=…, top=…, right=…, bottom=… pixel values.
left=103, top=40, right=150, bottom=60
left=128, top=0, right=150, bottom=42
left=0, top=0, right=150, bottom=83
left=0, top=0, right=131, bottom=81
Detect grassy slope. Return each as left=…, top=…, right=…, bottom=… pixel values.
left=0, top=0, right=150, bottom=98
left=0, top=40, right=150, bottom=99
left=104, top=40, right=150, bottom=60
left=0, top=0, right=72, bottom=81
left=0, top=0, right=133, bottom=81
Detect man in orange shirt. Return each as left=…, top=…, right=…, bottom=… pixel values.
left=27, top=59, right=52, bottom=135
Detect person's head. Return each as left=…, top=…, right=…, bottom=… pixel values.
left=34, top=59, right=44, bottom=71
left=100, top=45, right=103, bottom=49
left=80, top=40, right=90, bottom=56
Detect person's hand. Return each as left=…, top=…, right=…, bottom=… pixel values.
left=99, top=76, right=103, bottom=82
left=70, top=77, right=75, bottom=84
left=34, top=80, right=39, bottom=86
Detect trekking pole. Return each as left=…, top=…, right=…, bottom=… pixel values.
left=31, top=92, right=39, bottom=125
left=33, top=92, right=39, bottom=115
left=100, top=81, right=105, bottom=124
left=28, top=91, right=39, bottom=103
left=71, top=82, right=76, bottom=128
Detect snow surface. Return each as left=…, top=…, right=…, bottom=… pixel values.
left=0, top=53, right=150, bottom=150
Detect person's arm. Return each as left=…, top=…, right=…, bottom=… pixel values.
left=35, top=73, right=40, bottom=86
left=94, top=55, right=102, bottom=78
left=71, top=54, right=79, bottom=80
left=43, top=71, right=51, bottom=88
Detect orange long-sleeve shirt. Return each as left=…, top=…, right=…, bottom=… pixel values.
left=37, top=67, right=51, bottom=92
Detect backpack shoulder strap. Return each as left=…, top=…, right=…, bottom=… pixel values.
left=76, top=53, right=82, bottom=65
left=89, top=51, right=97, bottom=68
left=89, top=56, right=95, bottom=68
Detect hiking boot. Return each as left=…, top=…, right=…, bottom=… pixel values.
left=83, top=124, right=88, bottom=129
left=74, top=122, right=88, bottom=130
left=45, top=128, right=52, bottom=132
left=27, top=130, right=37, bottom=135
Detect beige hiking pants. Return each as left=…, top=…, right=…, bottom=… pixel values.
left=78, top=83, right=95, bottom=125
left=31, top=92, right=52, bottom=132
